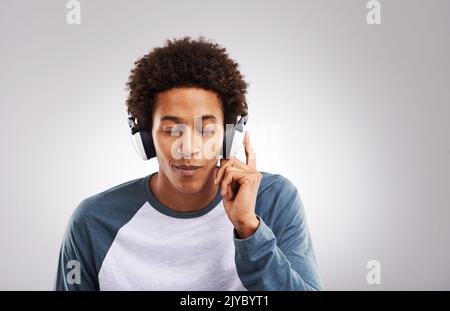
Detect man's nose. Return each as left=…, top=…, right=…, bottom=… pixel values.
left=180, top=127, right=202, bottom=159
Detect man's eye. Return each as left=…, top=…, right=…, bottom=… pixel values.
left=163, top=129, right=181, bottom=136
left=162, top=127, right=214, bottom=136
left=202, top=129, right=216, bottom=136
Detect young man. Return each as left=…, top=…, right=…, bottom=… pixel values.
left=55, top=37, right=322, bottom=291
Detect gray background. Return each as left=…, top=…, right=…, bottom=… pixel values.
left=1, top=0, right=449, bottom=290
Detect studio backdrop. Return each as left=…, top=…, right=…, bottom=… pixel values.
left=0, top=0, right=449, bottom=290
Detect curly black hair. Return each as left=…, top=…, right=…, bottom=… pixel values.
left=125, top=36, right=249, bottom=131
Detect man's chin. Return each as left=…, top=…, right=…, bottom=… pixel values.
left=171, top=175, right=202, bottom=192
left=169, top=167, right=215, bottom=194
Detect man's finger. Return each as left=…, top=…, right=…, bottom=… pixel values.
left=225, top=156, right=251, bottom=172
left=219, top=167, right=245, bottom=197
left=244, top=131, right=256, bottom=169
left=215, top=159, right=233, bottom=184
left=220, top=170, right=236, bottom=196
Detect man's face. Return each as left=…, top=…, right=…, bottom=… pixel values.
left=152, top=87, right=224, bottom=194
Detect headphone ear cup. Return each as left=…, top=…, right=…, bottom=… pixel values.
left=228, top=127, right=245, bottom=158
left=222, top=113, right=248, bottom=159
left=222, top=124, right=235, bottom=159
left=139, top=130, right=156, bottom=160
left=221, top=132, right=227, bottom=159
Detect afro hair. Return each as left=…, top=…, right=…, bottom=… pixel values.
left=125, top=36, right=249, bottom=131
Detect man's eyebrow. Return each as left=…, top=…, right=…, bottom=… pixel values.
left=200, top=114, right=217, bottom=121
left=159, top=114, right=217, bottom=123
left=159, top=115, right=183, bottom=123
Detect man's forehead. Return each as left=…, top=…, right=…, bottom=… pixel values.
left=154, top=88, right=223, bottom=117
left=154, top=99, right=222, bottom=114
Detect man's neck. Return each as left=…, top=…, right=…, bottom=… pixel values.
left=149, top=170, right=220, bottom=213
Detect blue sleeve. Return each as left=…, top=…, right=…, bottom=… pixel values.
left=233, top=175, right=323, bottom=291
left=54, top=199, right=99, bottom=291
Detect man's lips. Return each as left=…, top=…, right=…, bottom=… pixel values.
left=174, top=165, right=204, bottom=177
